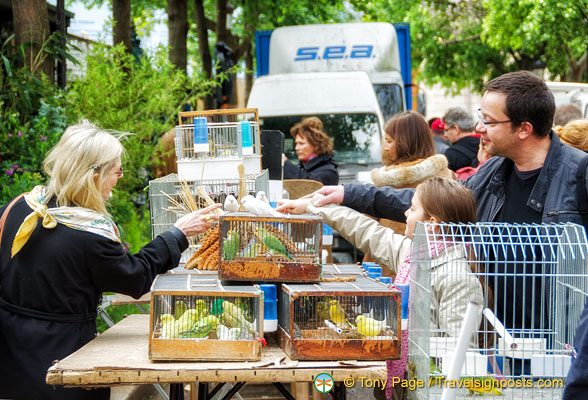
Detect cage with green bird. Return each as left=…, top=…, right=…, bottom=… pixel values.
left=149, top=274, right=263, bottom=361
left=218, top=212, right=323, bottom=282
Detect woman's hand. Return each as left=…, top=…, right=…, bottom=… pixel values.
left=299, top=185, right=344, bottom=207
left=276, top=198, right=311, bottom=214
left=174, top=204, right=222, bottom=237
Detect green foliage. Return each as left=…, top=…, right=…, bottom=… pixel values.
left=0, top=34, right=69, bottom=203
left=66, top=43, right=213, bottom=250
left=353, top=0, right=588, bottom=89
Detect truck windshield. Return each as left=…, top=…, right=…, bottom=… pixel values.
left=259, top=114, right=382, bottom=166
left=373, top=84, right=404, bottom=121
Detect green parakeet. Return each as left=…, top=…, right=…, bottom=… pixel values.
left=239, top=239, right=261, bottom=258
left=223, top=230, right=240, bottom=261
left=182, top=315, right=220, bottom=338
left=174, top=300, right=188, bottom=319
left=222, top=300, right=255, bottom=334
left=255, top=227, right=293, bottom=260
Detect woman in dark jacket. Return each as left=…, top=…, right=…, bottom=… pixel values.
left=0, top=120, right=221, bottom=400
left=283, top=117, right=339, bottom=185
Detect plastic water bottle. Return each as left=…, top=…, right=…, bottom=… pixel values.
left=322, top=223, right=333, bottom=246
left=259, top=284, right=278, bottom=332
left=240, top=121, right=253, bottom=155
left=395, top=284, right=410, bottom=331
left=194, top=117, right=209, bottom=153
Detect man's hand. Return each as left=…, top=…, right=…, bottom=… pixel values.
left=174, top=204, right=222, bottom=236
left=300, top=185, right=344, bottom=207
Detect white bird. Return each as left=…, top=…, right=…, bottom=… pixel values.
left=256, top=191, right=270, bottom=205
left=224, top=195, right=240, bottom=212
left=241, top=195, right=283, bottom=217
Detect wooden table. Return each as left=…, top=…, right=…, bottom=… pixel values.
left=47, top=314, right=386, bottom=399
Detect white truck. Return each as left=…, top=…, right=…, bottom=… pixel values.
left=546, top=82, right=588, bottom=118
left=247, top=22, right=414, bottom=184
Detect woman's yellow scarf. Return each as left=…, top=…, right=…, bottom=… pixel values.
left=11, top=186, right=121, bottom=257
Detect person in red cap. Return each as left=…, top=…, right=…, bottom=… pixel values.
left=428, top=117, right=449, bottom=154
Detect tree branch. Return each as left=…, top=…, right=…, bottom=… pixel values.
left=439, top=34, right=481, bottom=46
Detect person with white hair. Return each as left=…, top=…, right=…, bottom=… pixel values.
left=0, top=120, right=221, bottom=400
left=442, top=107, right=480, bottom=171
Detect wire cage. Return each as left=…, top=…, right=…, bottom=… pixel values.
left=218, top=212, right=323, bottom=282
left=148, top=171, right=269, bottom=264
left=277, top=276, right=401, bottom=360
left=149, top=274, right=263, bottom=361
left=175, top=109, right=262, bottom=180
left=407, top=222, right=588, bottom=399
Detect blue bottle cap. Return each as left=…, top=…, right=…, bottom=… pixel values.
left=379, top=277, right=393, bottom=285
left=367, top=271, right=382, bottom=279
left=361, top=262, right=378, bottom=271
left=259, top=284, right=277, bottom=301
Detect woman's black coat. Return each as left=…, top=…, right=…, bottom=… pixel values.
left=0, top=196, right=187, bottom=400
left=283, top=153, right=339, bottom=185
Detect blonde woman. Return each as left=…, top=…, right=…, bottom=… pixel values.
left=555, top=119, right=588, bottom=153
left=0, top=121, right=220, bottom=400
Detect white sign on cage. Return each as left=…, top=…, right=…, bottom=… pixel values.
left=407, top=222, right=588, bottom=400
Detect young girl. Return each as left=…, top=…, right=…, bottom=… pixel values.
left=278, top=176, right=483, bottom=399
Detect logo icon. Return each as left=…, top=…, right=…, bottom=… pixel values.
left=314, top=373, right=334, bottom=393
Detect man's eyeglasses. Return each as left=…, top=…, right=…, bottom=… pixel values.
left=477, top=108, right=513, bottom=127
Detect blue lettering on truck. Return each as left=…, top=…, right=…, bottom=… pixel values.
left=295, top=45, right=374, bottom=61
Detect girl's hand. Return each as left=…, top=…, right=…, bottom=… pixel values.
left=174, top=204, right=222, bottom=236
left=300, top=185, right=344, bottom=207
left=276, top=198, right=311, bottom=214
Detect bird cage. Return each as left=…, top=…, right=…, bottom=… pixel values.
left=148, top=171, right=269, bottom=264
left=175, top=108, right=262, bottom=180
left=407, top=222, right=588, bottom=399
left=218, top=212, right=323, bottom=282
left=278, top=276, right=401, bottom=360
left=149, top=274, right=263, bottom=361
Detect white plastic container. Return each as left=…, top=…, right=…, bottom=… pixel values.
left=497, top=337, right=546, bottom=359
left=531, top=354, right=572, bottom=377
left=441, top=352, right=488, bottom=377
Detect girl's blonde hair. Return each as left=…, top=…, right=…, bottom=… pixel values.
left=554, top=119, right=588, bottom=153
left=43, top=120, right=125, bottom=215
left=416, top=176, right=477, bottom=224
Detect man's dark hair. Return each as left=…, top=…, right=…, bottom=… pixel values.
left=485, top=71, right=555, bottom=137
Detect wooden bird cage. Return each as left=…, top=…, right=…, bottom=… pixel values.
left=218, top=212, right=323, bottom=282
left=149, top=274, right=263, bottom=361
left=278, top=276, right=401, bottom=360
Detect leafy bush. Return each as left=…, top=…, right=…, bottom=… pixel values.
left=66, top=43, right=214, bottom=251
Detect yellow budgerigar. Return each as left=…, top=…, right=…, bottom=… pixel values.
left=174, top=299, right=188, bottom=319
left=355, top=315, right=384, bottom=336
left=328, top=300, right=348, bottom=326
left=176, top=309, right=201, bottom=332
left=160, top=313, right=175, bottom=325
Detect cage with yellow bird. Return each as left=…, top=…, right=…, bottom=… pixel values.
left=149, top=273, right=263, bottom=361
left=218, top=212, right=323, bottom=282
left=277, top=276, right=402, bottom=360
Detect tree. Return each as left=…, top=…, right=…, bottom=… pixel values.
left=194, top=0, right=215, bottom=109
left=113, top=0, right=132, bottom=53
left=11, top=0, right=53, bottom=80
left=352, top=0, right=588, bottom=91
left=167, top=0, right=188, bottom=73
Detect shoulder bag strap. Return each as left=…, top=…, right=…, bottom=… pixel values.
left=0, top=193, right=27, bottom=249
left=577, top=156, right=588, bottom=229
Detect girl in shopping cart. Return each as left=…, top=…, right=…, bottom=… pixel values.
left=277, top=176, right=484, bottom=398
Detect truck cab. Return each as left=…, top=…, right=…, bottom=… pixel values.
left=248, top=71, right=384, bottom=183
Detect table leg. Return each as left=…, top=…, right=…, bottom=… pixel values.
left=219, top=382, right=246, bottom=400
left=293, top=383, right=309, bottom=400
left=170, top=383, right=184, bottom=400
left=333, top=383, right=346, bottom=400
left=272, top=382, right=296, bottom=400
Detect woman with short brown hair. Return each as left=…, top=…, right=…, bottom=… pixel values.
left=283, top=117, right=339, bottom=185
